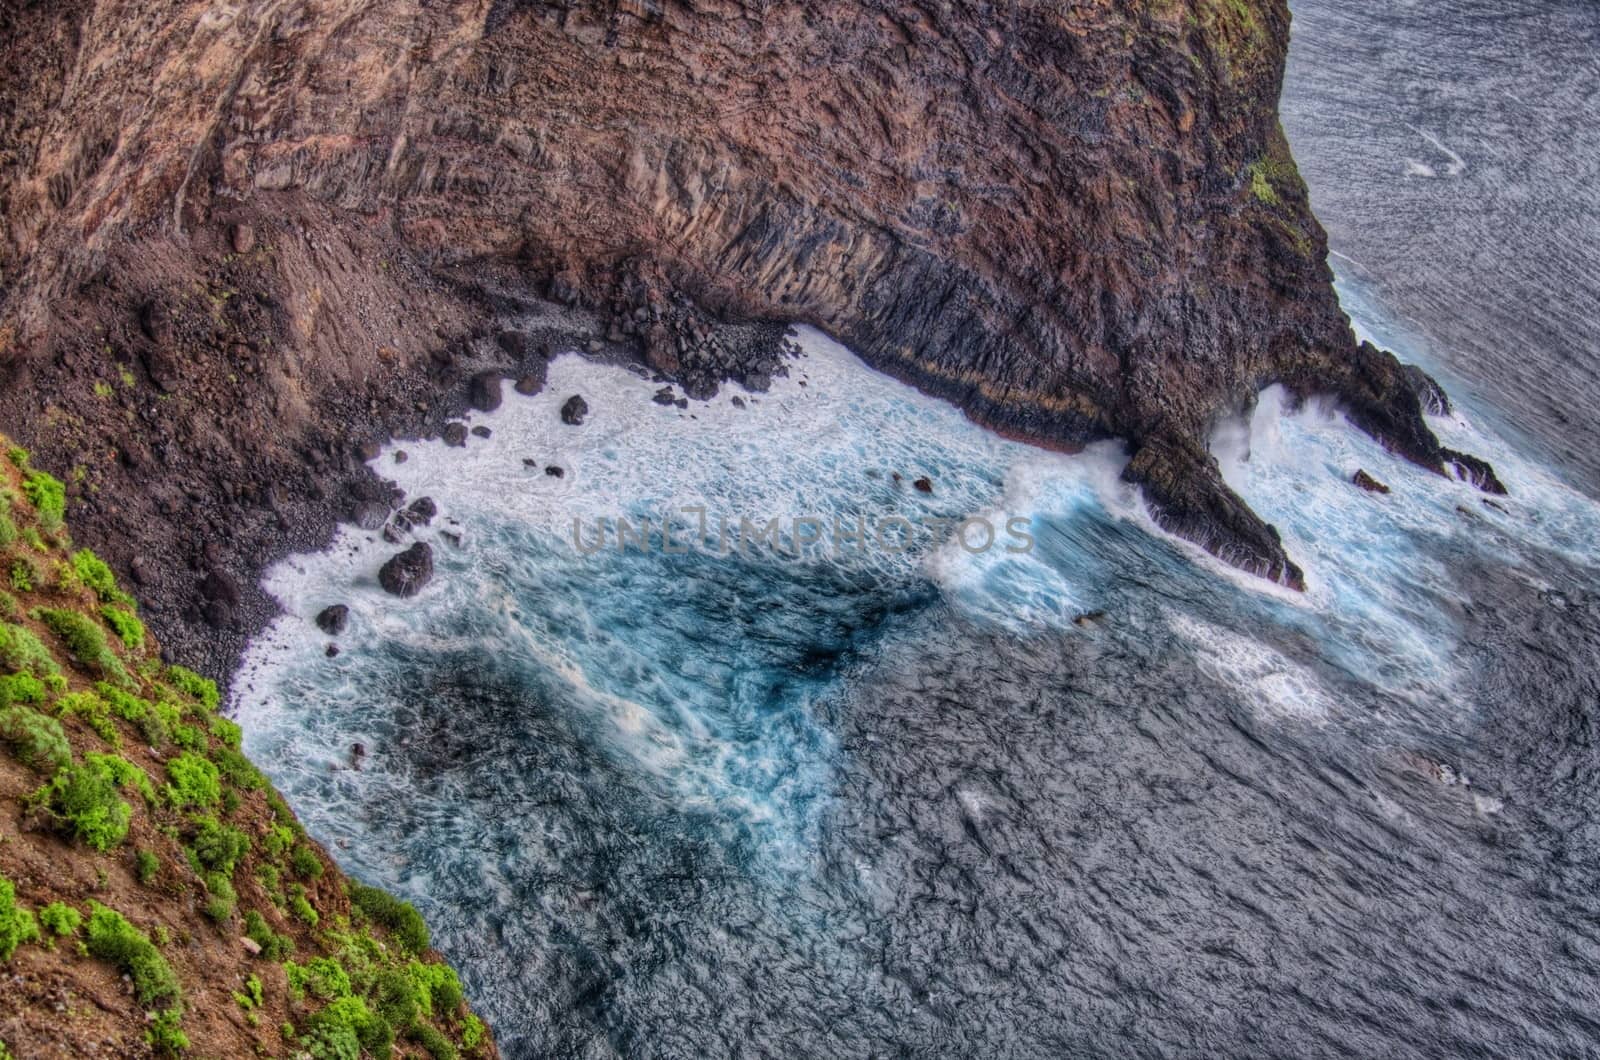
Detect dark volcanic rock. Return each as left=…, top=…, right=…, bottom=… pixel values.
left=201, top=568, right=242, bottom=608
left=560, top=395, right=588, bottom=426
left=469, top=372, right=503, bottom=412
left=1445, top=449, right=1509, bottom=495
left=1402, top=364, right=1453, bottom=417
left=1352, top=470, right=1391, bottom=495
left=351, top=500, right=389, bottom=531
left=471, top=425, right=492, bottom=438
left=378, top=542, right=434, bottom=597
left=442, top=422, right=469, bottom=447
left=913, top=477, right=933, bottom=494
left=513, top=369, right=546, bottom=396
left=545, top=465, right=564, bottom=478
left=406, top=497, right=437, bottom=526
left=315, top=604, right=349, bottom=635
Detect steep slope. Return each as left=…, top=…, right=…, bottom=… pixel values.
left=0, top=0, right=1498, bottom=671
left=0, top=442, right=496, bottom=1058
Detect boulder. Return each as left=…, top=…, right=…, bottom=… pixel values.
left=405, top=497, right=437, bottom=526
left=1352, top=470, right=1391, bottom=494
left=230, top=223, right=256, bottom=254
left=513, top=368, right=546, bottom=396
left=471, top=425, right=492, bottom=438
left=378, top=543, right=434, bottom=597
left=913, top=477, right=933, bottom=494
left=469, top=372, right=503, bottom=412
left=351, top=500, right=389, bottom=530
left=545, top=465, right=565, bottom=478
left=201, top=568, right=242, bottom=608
left=315, top=604, right=349, bottom=635
left=442, top=422, right=469, bottom=447
left=561, top=395, right=589, bottom=426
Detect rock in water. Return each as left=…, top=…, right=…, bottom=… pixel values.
left=315, top=604, right=349, bottom=635
left=442, top=422, right=469, bottom=447
left=378, top=543, right=434, bottom=597
left=1352, top=470, right=1392, bottom=494
left=561, top=395, right=589, bottom=426
left=469, top=372, right=503, bottom=412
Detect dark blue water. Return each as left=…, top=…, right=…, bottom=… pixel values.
left=236, top=5, right=1600, bottom=1057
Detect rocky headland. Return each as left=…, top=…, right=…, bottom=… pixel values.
left=0, top=0, right=1500, bottom=677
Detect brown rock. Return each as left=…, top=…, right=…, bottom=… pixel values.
left=1352, top=470, right=1391, bottom=494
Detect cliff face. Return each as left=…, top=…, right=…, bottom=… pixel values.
left=0, top=0, right=1494, bottom=666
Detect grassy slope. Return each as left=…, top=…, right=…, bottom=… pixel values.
left=0, top=441, right=495, bottom=1059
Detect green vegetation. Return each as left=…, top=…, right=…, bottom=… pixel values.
left=101, top=605, right=145, bottom=650
left=234, top=972, right=265, bottom=1009
left=164, top=751, right=221, bottom=808
left=0, top=621, right=58, bottom=677
left=38, top=900, right=82, bottom=940
left=19, top=467, right=65, bottom=534
left=244, top=908, right=294, bottom=960
left=31, top=757, right=134, bottom=851
left=349, top=884, right=429, bottom=955
left=36, top=608, right=128, bottom=684
left=292, top=843, right=325, bottom=879
left=190, top=815, right=249, bottom=876
left=136, top=848, right=161, bottom=885
left=146, top=1007, right=189, bottom=1056
left=57, top=690, right=118, bottom=744
left=203, top=871, right=237, bottom=921
left=83, top=901, right=181, bottom=1005
left=165, top=665, right=220, bottom=711
left=0, top=705, right=71, bottom=773
left=0, top=874, right=40, bottom=960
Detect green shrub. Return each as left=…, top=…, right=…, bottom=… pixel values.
left=292, top=844, right=324, bottom=880
left=214, top=746, right=265, bottom=790
left=36, top=608, right=127, bottom=684
left=8, top=558, right=34, bottom=593
left=101, top=606, right=144, bottom=650
left=38, top=901, right=82, bottom=939
left=0, top=622, right=58, bottom=676
left=20, top=468, right=65, bottom=533
left=234, top=973, right=265, bottom=1009
left=263, top=824, right=295, bottom=858
left=31, top=758, right=133, bottom=851
left=0, top=875, right=40, bottom=961
left=0, top=588, right=17, bottom=619
left=0, top=705, right=71, bottom=773
left=70, top=549, right=125, bottom=603
left=84, top=752, right=156, bottom=803
left=56, top=691, right=117, bottom=744
left=304, top=996, right=391, bottom=1060
left=136, top=849, right=161, bottom=885
left=0, top=672, right=47, bottom=707
left=83, top=901, right=180, bottom=1005
left=409, top=961, right=464, bottom=1016
left=6, top=447, right=28, bottom=468
left=209, top=714, right=242, bottom=748
left=203, top=872, right=237, bottom=922
left=0, top=512, right=16, bottom=550
left=190, top=816, right=249, bottom=876
left=410, top=1022, right=458, bottom=1060
left=243, top=909, right=294, bottom=960
left=461, top=1013, right=486, bottom=1052
left=287, top=956, right=353, bottom=1001
left=373, top=966, right=423, bottom=1029
left=164, top=752, right=221, bottom=808
left=165, top=665, right=220, bottom=712
left=170, top=721, right=204, bottom=751
left=289, top=885, right=319, bottom=927
left=146, top=1007, right=188, bottom=1056
left=349, top=884, right=429, bottom=955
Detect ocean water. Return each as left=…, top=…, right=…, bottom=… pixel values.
left=233, top=4, right=1600, bottom=1057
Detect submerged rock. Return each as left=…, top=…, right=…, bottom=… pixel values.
left=315, top=604, right=349, bottom=635
left=561, top=395, right=589, bottom=426
left=378, top=542, right=434, bottom=597
left=1352, top=470, right=1391, bottom=494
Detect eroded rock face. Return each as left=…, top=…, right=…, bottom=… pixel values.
left=0, top=0, right=1501, bottom=648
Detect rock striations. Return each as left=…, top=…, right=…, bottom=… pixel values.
left=0, top=0, right=1499, bottom=669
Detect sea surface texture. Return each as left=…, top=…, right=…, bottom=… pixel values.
left=235, top=3, right=1600, bottom=1056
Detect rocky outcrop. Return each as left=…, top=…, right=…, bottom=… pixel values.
left=0, top=0, right=1503, bottom=669
left=379, top=542, right=435, bottom=597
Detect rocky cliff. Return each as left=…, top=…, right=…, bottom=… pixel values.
left=0, top=0, right=1497, bottom=671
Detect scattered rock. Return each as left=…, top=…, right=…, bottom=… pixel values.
left=561, top=395, right=589, bottom=426
left=913, top=477, right=933, bottom=494
left=731, top=396, right=746, bottom=409
left=545, top=465, right=564, bottom=478
left=351, top=500, right=389, bottom=530
left=653, top=387, right=677, bottom=406
left=325, top=643, right=340, bottom=657
left=442, top=422, right=469, bottom=447
left=405, top=497, right=437, bottom=526
left=378, top=542, right=434, bottom=597
left=1444, top=448, right=1508, bottom=495
left=314, top=604, right=349, bottom=635
left=471, top=425, right=492, bottom=438
left=229, top=223, right=256, bottom=255
left=522, top=457, right=540, bottom=468
left=356, top=440, right=382, bottom=462
left=201, top=568, right=242, bottom=608
left=1352, top=470, right=1391, bottom=494
left=469, top=371, right=504, bottom=412
left=513, top=369, right=546, bottom=396
left=394, top=450, right=408, bottom=464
